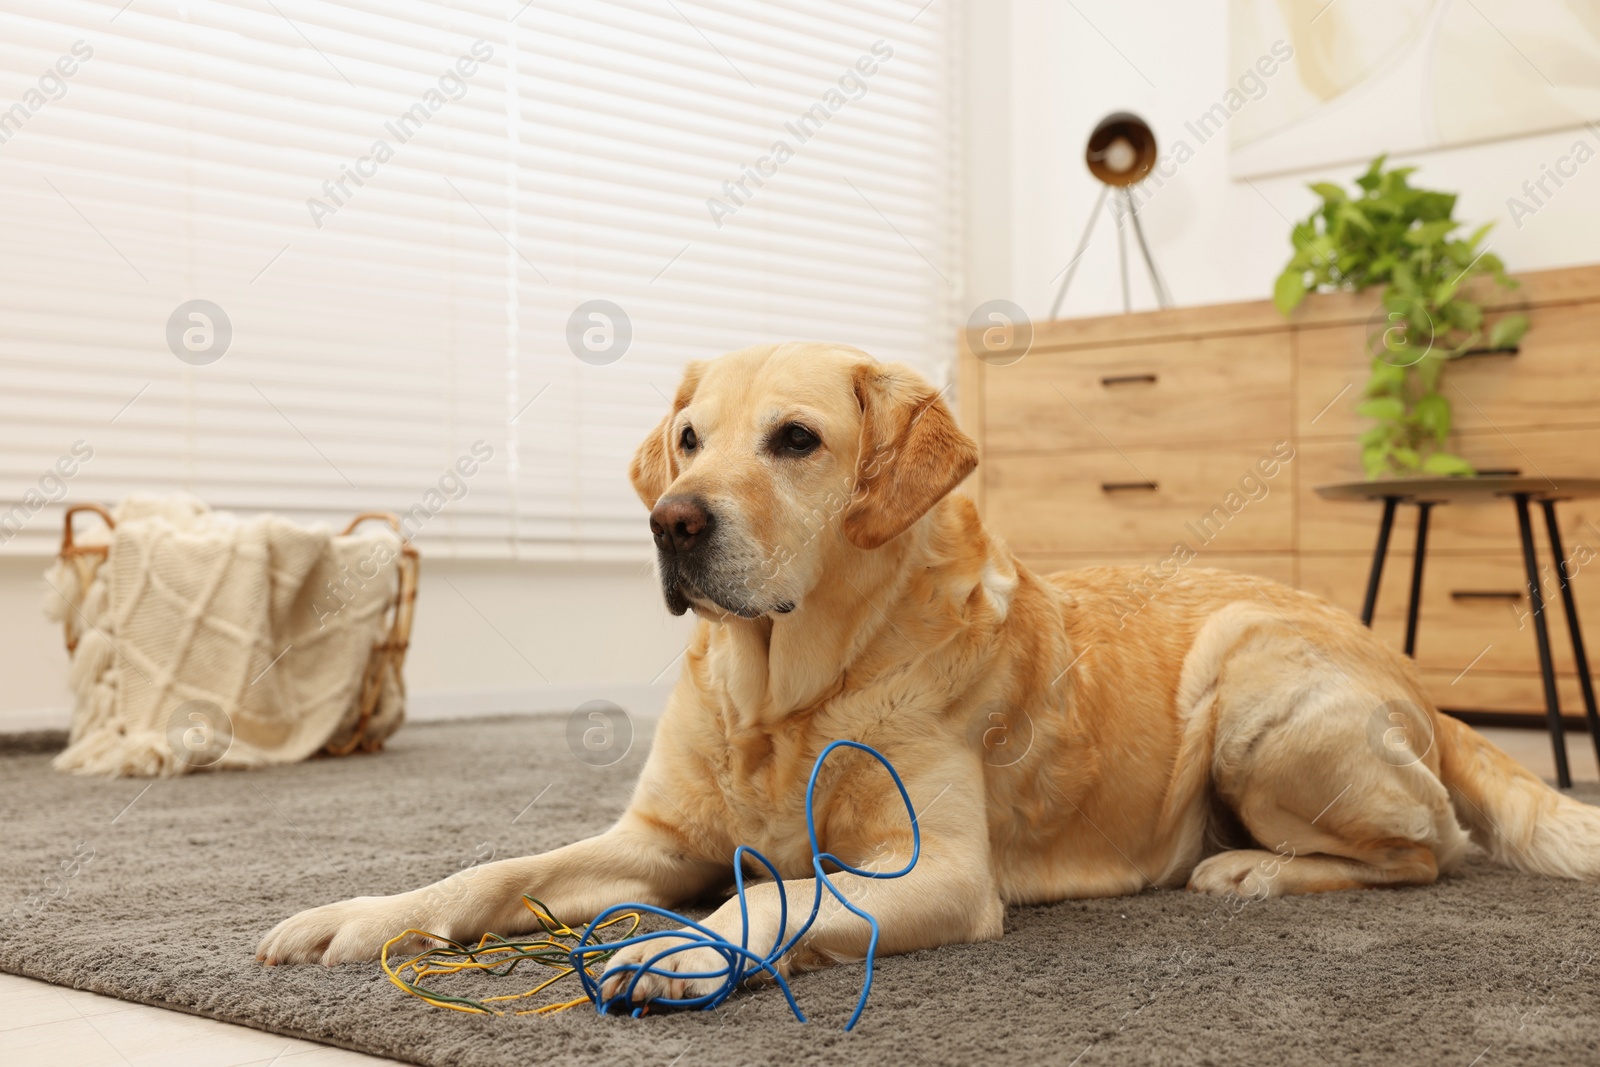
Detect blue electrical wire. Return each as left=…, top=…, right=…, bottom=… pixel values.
left=568, top=739, right=921, bottom=1031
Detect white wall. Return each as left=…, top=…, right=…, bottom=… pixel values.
left=963, top=0, right=1600, bottom=320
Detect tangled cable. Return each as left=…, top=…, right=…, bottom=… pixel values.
left=382, top=740, right=918, bottom=1030
left=570, top=739, right=920, bottom=1030
left=381, top=896, right=642, bottom=1016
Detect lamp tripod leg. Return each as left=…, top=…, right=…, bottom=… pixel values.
left=1125, top=187, right=1171, bottom=309
left=1116, top=189, right=1131, bottom=313
left=1049, top=185, right=1110, bottom=320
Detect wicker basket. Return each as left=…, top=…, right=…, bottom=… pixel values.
left=56, top=505, right=419, bottom=757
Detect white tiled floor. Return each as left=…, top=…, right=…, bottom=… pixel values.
left=3, top=725, right=1593, bottom=1065
left=0, top=972, right=398, bottom=1066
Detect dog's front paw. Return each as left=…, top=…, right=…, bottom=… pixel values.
left=598, top=932, right=734, bottom=1008
left=257, top=894, right=427, bottom=966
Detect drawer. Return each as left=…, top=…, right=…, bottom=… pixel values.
left=986, top=446, right=1295, bottom=554
left=1298, top=553, right=1600, bottom=675
left=983, top=333, right=1290, bottom=454
left=1296, top=429, right=1600, bottom=553
left=1018, top=553, right=1296, bottom=587
left=1297, top=305, right=1600, bottom=439
left=1420, top=668, right=1600, bottom=717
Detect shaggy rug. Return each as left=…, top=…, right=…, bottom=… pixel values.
left=3, top=715, right=1600, bottom=1066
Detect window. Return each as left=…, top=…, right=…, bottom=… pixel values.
left=0, top=0, right=961, bottom=558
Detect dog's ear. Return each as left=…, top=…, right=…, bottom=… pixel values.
left=630, top=362, right=705, bottom=509
left=842, top=362, right=979, bottom=550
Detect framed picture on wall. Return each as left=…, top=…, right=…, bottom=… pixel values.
left=1229, top=0, right=1600, bottom=178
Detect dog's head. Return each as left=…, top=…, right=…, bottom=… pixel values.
left=630, top=343, right=978, bottom=619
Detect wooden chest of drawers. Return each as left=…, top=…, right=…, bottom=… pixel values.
left=957, top=264, right=1600, bottom=719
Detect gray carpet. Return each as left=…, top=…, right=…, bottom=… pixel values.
left=4, top=715, right=1600, bottom=1066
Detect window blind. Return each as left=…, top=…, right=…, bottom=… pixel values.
left=0, top=0, right=961, bottom=560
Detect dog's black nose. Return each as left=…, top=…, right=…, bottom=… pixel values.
left=650, top=497, right=712, bottom=554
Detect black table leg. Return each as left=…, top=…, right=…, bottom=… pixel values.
left=1362, top=496, right=1400, bottom=627
left=1541, top=499, right=1600, bottom=776
left=1403, top=502, right=1432, bottom=657
left=1515, top=493, right=1571, bottom=788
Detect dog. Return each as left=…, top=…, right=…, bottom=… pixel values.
left=259, top=341, right=1600, bottom=1007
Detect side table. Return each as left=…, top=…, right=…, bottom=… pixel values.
left=1316, top=476, right=1600, bottom=788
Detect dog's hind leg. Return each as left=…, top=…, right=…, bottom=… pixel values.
left=1182, top=608, right=1470, bottom=898
left=1188, top=828, right=1442, bottom=898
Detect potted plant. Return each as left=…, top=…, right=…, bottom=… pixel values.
left=1273, top=155, right=1528, bottom=478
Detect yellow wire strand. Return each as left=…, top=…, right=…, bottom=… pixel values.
left=381, top=896, right=643, bottom=1017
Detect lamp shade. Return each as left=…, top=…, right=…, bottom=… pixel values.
left=1086, top=112, right=1157, bottom=187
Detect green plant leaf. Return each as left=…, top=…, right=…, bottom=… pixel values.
left=1373, top=321, right=1419, bottom=363
left=1414, top=191, right=1457, bottom=221
left=1416, top=354, right=1444, bottom=391
left=1489, top=314, right=1528, bottom=349
left=1463, top=221, right=1494, bottom=250
left=1363, top=443, right=1393, bottom=480
left=1393, top=446, right=1422, bottom=470
left=1391, top=260, right=1419, bottom=296
left=1355, top=154, right=1388, bottom=193
left=1421, top=451, right=1475, bottom=476
left=1366, top=194, right=1401, bottom=220
left=1357, top=396, right=1405, bottom=422
left=1310, top=181, right=1347, bottom=203
left=1365, top=360, right=1407, bottom=396
left=1405, top=304, right=1435, bottom=343
left=1273, top=268, right=1306, bottom=315
left=1338, top=201, right=1375, bottom=234
left=1404, top=218, right=1458, bottom=246
left=1414, top=391, right=1451, bottom=442
left=1380, top=166, right=1419, bottom=196
left=1359, top=425, right=1390, bottom=448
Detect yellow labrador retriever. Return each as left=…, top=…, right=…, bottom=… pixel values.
left=259, top=342, right=1600, bottom=1006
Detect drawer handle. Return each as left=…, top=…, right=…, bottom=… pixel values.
left=1476, top=468, right=1521, bottom=477
left=1458, top=346, right=1521, bottom=359
left=1450, top=590, right=1524, bottom=602
left=1100, top=373, right=1158, bottom=387
left=1101, top=481, right=1159, bottom=493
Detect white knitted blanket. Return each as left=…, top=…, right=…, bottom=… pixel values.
left=44, top=495, right=405, bottom=777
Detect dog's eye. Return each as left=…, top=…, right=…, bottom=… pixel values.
left=679, top=426, right=698, bottom=452
left=777, top=423, right=820, bottom=455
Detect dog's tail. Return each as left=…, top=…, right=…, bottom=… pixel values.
left=1437, top=711, right=1600, bottom=878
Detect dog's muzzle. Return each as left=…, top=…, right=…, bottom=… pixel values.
left=649, top=496, right=790, bottom=618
